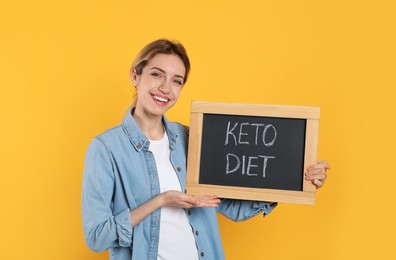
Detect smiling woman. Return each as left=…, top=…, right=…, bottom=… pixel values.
left=131, top=53, right=186, bottom=132
left=81, top=39, right=329, bottom=260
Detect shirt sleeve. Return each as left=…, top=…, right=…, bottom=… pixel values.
left=82, top=137, right=133, bottom=252
left=217, top=199, right=278, bottom=221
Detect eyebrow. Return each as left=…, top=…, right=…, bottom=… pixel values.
left=149, top=67, right=185, bottom=80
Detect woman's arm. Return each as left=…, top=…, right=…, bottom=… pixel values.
left=217, top=161, right=330, bottom=221
left=83, top=138, right=220, bottom=251
left=130, top=191, right=220, bottom=227
left=82, top=138, right=133, bottom=252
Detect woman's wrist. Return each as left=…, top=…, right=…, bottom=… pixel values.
left=155, top=192, right=167, bottom=208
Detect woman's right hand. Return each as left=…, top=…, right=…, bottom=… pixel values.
left=130, top=191, right=220, bottom=227
left=160, top=190, right=220, bottom=209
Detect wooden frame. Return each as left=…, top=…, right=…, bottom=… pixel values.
left=186, top=101, right=320, bottom=205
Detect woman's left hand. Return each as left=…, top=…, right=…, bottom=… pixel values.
left=305, top=160, right=331, bottom=189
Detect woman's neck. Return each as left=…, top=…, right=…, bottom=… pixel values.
left=132, top=109, right=165, bottom=140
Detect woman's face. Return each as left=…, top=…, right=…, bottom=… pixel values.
left=132, top=53, right=186, bottom=119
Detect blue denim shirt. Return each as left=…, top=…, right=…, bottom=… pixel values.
left=82, top=109, right=277, bottom=260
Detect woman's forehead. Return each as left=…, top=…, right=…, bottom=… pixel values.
left=145, top=54, right=186, bottom=75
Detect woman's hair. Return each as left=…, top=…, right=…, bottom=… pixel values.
left=129, top=39, right=191, bottom=107
left=130, top=39, right=191, bottom=83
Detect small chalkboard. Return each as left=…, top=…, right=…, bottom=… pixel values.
left=186, top=101, right=320, bottom=205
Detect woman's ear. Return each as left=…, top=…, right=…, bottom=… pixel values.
left=130, top=69, right=139, bottom=86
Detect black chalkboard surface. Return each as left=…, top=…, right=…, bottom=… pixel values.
left=186, top=101, right=320, bottom=205
left=199, top=114, right=306, bottom=191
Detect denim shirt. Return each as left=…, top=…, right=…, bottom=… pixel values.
left=82, top=109, right=277, bottom=260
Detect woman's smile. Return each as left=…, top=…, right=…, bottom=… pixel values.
left=152, top=94, right=170, bottom=105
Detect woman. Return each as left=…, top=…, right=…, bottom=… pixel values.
left=82, top=39, right=330, bottom=260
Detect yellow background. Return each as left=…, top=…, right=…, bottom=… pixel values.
left=1, top=0, right=395, bottom=259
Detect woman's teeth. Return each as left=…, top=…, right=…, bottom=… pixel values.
left=153, top=96, right=168, bottom=103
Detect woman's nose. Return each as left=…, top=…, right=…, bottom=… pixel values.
left=159, top=79, right=171, bottom=93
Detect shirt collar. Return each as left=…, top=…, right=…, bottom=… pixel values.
left=121, top=107, right=179, bottom=151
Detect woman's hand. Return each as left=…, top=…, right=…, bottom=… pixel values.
left=160, top=190, right=220, bottom=209
left=305, top=160, right=331, bottom=189
left=130, top=191, right=220, bottom=227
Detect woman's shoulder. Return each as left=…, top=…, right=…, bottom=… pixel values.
left=89, top=124, right=127, bottom=149
left=96, top=124, right=124, bottom=139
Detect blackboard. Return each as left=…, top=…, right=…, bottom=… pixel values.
left=186, top=101, right=320, bottom=205
left=199, top=114, right=306, bottom=191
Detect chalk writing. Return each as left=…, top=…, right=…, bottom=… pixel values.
left=224, top=121, right=277, bottom=178
left=225, top=122, right=277, bottom=146
left=226, top=153, right=276, bottom=177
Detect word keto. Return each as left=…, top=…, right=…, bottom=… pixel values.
left=224, top=121, right=277, bottom=177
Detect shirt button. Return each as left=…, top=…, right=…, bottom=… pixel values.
left=195, top=230, right=199, bottom=235
left=187, top=210, right=192, bottom=215
left=136, top=143, right=142, bottom=149
left=201, top=252, right=204, bottom=257
left=177, top=166, right=181, bottom=172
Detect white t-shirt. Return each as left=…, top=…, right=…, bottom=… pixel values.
left=149, top=131, right=199, bottom=260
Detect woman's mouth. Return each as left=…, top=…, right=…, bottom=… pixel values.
left=153, top=95, right=169, bottom=104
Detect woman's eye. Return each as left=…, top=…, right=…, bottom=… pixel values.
left=174, top=79, right=183, bottom=86
left=151, top=72, right=162, bottom=78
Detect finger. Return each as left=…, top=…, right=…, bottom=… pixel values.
left=194, top=195, right=219, bottom=202
left=306, top=168, right=327, bottom=176
left=200, top=198, right=221, bottom=204
left=307, top=163, right=326, bottom=171
left=305, top=171, right=327, bottom=181
left=193, top=200, right=220, bottom=208
left=312, top=179, right=324, bottom=189
left=194, top=195, right=218, bottom=199
left=318, top=160, right=331, bottom=170
left=191, top=196, right=220, bottom=207
left=197, top=199, right=221, bottom=207
left=181, top=194, right=201, bottom=206
left=307, top=161, right=331, bottom=172
left=306, top=163, right=329, bottom=179
left=310, top=160, right=331, bottom=170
